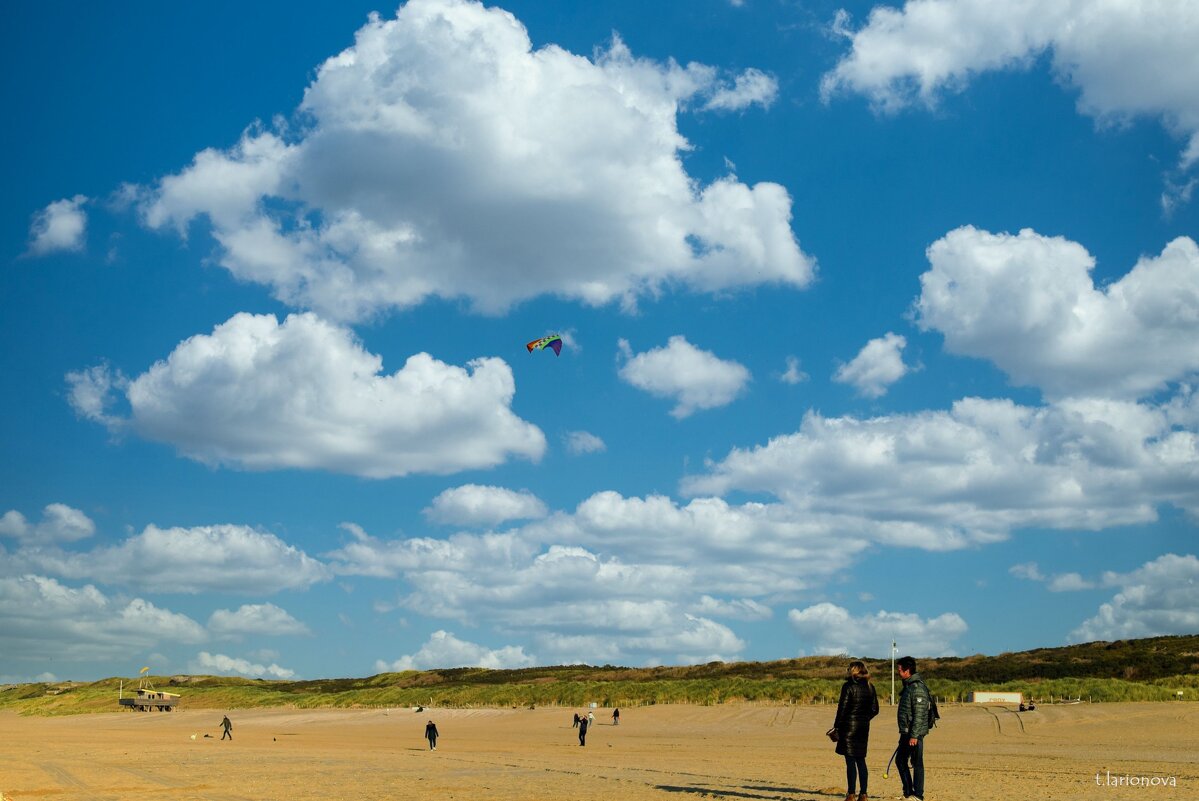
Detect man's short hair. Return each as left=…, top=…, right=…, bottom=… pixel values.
left=897, top=656, right=917, bottom=673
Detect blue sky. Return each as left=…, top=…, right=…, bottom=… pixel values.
left=3, top=0, right=1198, bottom=683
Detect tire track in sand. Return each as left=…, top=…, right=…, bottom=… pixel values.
left=40, top=762, right=119, bottom=801
left=111, top=764, right=256, bottom=801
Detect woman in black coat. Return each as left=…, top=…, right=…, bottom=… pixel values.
left=832, top=660, right=879, bottom=801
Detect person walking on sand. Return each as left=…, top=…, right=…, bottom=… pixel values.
left=832, top=661, right=879, bottom=801
left=612, top=708, right=620, bottom=726
left=573, top=712, right=580, bottom=728
left=577, top=712, right=589, bottom=746
left=220, top=715, right=233, bottom=741
left=895, top=656, right=932, bottom=801
left=425, top=720, right=439, bottom=751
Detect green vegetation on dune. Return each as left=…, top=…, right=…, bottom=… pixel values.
left=911, top=634, right=1199, bottom=683
left=4, top=634, right=1196, bottom=716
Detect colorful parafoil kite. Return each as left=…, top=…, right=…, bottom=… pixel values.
left=526, top=334, right=563, bottom=356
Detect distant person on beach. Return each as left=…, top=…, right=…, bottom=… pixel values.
left=612, top=708, right=620, bottom=726
left=425, top=720, right=439, bottom=751
left=587, top=710, right=595, bottom=727
left=220, top=715, right=233, bottom=741
left=832, top=660, right=879, bottom=801
left=896, top=656, right=932, bottom=801
left=573, top=712, right=580, bottom=728
left=578, top=713, right=589, bottom=746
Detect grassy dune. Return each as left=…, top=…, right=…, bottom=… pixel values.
left=4, top=634, right=1196, bottom=716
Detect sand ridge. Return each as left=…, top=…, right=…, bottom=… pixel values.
left=1, top=702, right=1195, bottom=800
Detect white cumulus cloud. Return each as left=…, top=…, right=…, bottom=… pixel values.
left=532, top=614, right=745, bottom=666
left=834, top=332, right=910, bottom=398
left=1047, top=572, right=1095, bottom=592
left=68, top=312, right=545, bottom=477
left=0, top=575, right=205, bottom=664
left=916, top=227, right=1199, bottom=400
left=190, top=650, right=296, bottom=679
left=27, top=195, right=88, bottom=255
left=685, top=395, right=1199, bottom=548
left=65, top=363, right=128, bottom=428
left=703, top=67, right=779, bottom=111
left=778, top=355, right=809, bottom=385
left=376, top=630, right=536, bottom=671
left=1010, top=561, right=1095, bottom=591
left=19, top=524, right=329, bottom=594
left=208, top=603, right=311, bottom=637
left=0, top=504, right=95, bottom=545
left=1009, top=561, right=1045, bottom=582
left=423, top=484, right=548, bottom=527
left=328, top=491, right=874, bottom=665
left=618, top=336, right=751, bottom=418
left=822, top=0, right=1199, bottom=168
left=691, top=595, right=773, bottom=621
left=564, top=430, right=606, bottom=455
left=788, top=602, right=968, bottom=657
left=1070, top=553, right=1199, bottom=642
left=135, top=0, right=813, bottom=321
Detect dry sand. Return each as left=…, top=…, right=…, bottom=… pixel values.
left=1, top=702, right=1195, bottom=800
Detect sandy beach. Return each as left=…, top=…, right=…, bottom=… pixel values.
left=1, top=702, right=1195, bottom=801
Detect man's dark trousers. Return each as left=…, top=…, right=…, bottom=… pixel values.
left=896, top=736, right=924, bottom=798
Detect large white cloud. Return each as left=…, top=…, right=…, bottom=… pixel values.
left=822, top=0, right=1199, bottom=167
left=26, top=195, right=88, bottom=255
left=788, top=602, right=968, bottom=657
left=20, top=524, right=329, bottom=594
left=1070, top=553, right=1199, bottom=642
left=834, top=332, right=911, bottom=398
left=916, top=228, right=1199, bottom=400
left=136, top=0, right=811, bottom=321
left=376, top=630, right=536, bottom=671
left=329, top=490, right=869, bottom=665
left=0, top=504, right=95, bottom=545
left=335, top=494, right=864, bottom=600
left=549, top=493, right=869, bottom=591
left=68, top=312, right=545, bottom=477
left=423, top=484, right=547, bottom=527
left=208, top=603, right=311, bottom=637
left=617, top=336, right=751, bottom=418
left=329, top=522, right=543, bottom=580
left=0, top=575, right=205, bottom=664
left=685, top=395, right=1199, bottom=547
left=190, top=650, right=296, bottom=679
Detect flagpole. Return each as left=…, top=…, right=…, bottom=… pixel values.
left=890, top=638, right=897, bottom=705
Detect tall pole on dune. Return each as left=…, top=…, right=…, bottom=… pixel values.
left=890, top=638, right=897, bottom=706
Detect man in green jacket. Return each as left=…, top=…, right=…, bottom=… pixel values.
left=895, top=656, right=931, bottom=800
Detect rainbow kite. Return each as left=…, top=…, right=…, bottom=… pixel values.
left=526, top=334, right=563, bottom=356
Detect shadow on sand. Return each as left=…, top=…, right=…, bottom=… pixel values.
left=655, top=784, right=845, bottom=800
